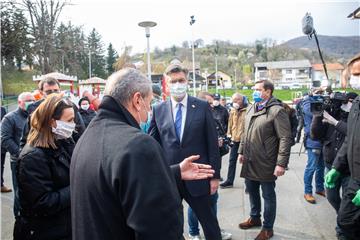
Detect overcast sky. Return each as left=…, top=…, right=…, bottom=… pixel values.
left=60, top=0, right=360, bottom=55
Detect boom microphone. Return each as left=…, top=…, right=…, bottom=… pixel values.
left=302, top=12, right=314, bottom=35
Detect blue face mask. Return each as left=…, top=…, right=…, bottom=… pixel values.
left=252, top=91, right=264, bottom=103
left=140, top=111, right=152, bottom=134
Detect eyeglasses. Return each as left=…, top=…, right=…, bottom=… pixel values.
left=44, top=89, right=60, bottom=95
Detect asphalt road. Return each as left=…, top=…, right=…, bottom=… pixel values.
left=1, top=143, right=337, bottom=240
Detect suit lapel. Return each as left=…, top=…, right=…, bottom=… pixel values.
left=182, top=96, right=197, bottom=142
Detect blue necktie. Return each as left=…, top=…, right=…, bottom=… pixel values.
left=175, top=103, right=182, bottom=140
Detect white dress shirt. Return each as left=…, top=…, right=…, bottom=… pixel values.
left=171, top=94, right=188, bottom=141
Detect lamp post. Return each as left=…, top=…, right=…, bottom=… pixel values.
left=190, top=15, right=196, bottom=96
left=138, top=21, right=157, bottom=81
left=215, top=41, right=219, bottom=93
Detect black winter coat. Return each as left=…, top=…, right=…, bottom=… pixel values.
left=333, top=96, right=360, bottom=181
left=17, top=139, right=74, bottom=240
left=311, top=111, right=348, bottom=170
left=70, top=96, right=183, bottom=240
left=1, top=108, right=28, bottom=160
left=78, top=109, right=96, bottom=128
left=211, top=105, right=229, bottom=134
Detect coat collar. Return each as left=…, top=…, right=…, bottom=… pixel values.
left=97, top=96, right=140, bottom=129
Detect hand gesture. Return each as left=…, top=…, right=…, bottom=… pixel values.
left=180, top=155, right=214, bottom=180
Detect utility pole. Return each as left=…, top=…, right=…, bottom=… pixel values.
left=190, top=15, right=196, bottom=96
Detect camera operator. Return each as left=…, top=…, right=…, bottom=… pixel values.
left=302, top=89, right=325, bottom=204
left=310, top=92, right=357, bottom=239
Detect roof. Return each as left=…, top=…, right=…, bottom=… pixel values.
left=79, top=77, right=106, bottom=85
left=207, top=71, right=230, bottom=79
left=188, top=72, right=205, bottom=81
left=312, top=63, right=344, bottom=71
left=254, top=60, right=311, bottom=69
left=33, top=72, right=78, bottom=82
left=348, top=7, right=360, bottom=19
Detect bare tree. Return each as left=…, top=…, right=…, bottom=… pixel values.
left=20, top=0, right=68, bottom=73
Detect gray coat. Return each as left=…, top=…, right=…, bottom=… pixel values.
left=238, top=97, right=292, bottom=182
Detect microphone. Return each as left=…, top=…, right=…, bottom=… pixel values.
left=302, top=12, right=314, bottom=35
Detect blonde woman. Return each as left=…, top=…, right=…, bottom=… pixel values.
left=16, top=94, right=75, bottom=240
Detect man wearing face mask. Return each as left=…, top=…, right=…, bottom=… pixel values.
left=149, top=64, right=222, bottom=240
left=20, top=77, right=85, bottom=148
left=310, top=92, right=357, bottom=240
left=220, top=93, right=247, bottom=189
left=326, top=54, right=360, bottom=240
left=237, top=80, right=292, bottom=240
left=212, top=93, right=229, bottom=136
left=71, top=68, right=215, bottom=240
left=78, top=97, right=97, bottom=128
left=1, top=92, right=35, bottom=218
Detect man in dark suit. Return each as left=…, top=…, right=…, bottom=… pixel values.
left=149, top=64, right=222, bottom=240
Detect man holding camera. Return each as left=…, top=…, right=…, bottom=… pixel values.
left=302, top=89, right=326, bottom=204
left=311, top=92, right=357, bottom=239
left=325, top=54, right=360, bottom=240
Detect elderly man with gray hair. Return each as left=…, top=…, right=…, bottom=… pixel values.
left=1, top=92, right=35, bottom=217
left=70, top=68, right=215, bottom=240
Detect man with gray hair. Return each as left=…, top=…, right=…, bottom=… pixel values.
left=70, top=68, right=215, bottom=240
left=1, top=92, right=35, bottom=217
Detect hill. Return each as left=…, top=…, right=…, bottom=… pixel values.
left=282, top=35, right=360, bottom=60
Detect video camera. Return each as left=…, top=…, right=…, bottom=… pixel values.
left=310, top=92, right=347, bottom=116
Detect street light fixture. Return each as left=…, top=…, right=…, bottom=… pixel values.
left=190, top=15, right=196, bottom=96
left=138, top=21, right=157, bottom=81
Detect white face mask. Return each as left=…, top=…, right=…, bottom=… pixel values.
left=52, top=120, right=76, bottom=139
left=233, top=102, right=240, bottom=110
left=169, top=82, right=187, bottom=101
left=81, top=104, right=90, bottom=111
left=341, top=102, right=352, bottom=113
left=213, top=100, right=220, bottom=107
left=350, top=75, right=360, bottom=89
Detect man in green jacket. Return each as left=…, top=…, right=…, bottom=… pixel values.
left=238, top=80, right=292, bottom=240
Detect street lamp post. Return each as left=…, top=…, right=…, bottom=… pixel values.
left=190, top=15, right=196, bottom=96
left=215, top=41, right=219, bottom=93
left=138, top=21, right=157, bottom=81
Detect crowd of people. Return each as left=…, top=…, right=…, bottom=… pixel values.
left=0, top=53, right=360, bottom=240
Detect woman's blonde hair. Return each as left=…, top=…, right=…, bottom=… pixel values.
left=27, top=94, right=73, bottom=149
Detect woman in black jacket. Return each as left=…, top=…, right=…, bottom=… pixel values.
left=16, top=94, right=75, bottom=240
left=78, top=97, right=96, bottom=128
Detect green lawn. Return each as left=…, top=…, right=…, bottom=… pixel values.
left=201, top=88, right=360, bottom=102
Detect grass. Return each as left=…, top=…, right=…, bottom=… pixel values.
left=197, top=88, right=360, bottom=102
left=2, top=69, right=72, bottom=97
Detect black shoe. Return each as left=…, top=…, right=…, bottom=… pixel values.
left=220, top=181, right=233, bottom=188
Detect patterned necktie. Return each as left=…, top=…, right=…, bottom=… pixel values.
left=175, top=103, right=183, bottom=140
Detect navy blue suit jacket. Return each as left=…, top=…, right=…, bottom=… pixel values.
left=149, top=95, right=221, bottom=197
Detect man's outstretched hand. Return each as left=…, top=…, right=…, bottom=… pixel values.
left=180, top=155, right=215, bottom=180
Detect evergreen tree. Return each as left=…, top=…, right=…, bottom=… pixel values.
left=88, top=28, right=106, bottom=78
left=106, top=43, right=118, bottom=75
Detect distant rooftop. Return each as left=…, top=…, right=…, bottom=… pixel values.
left=254, top=60, right=311, bottom=69
left=312, top=63, right=344, bottom=71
